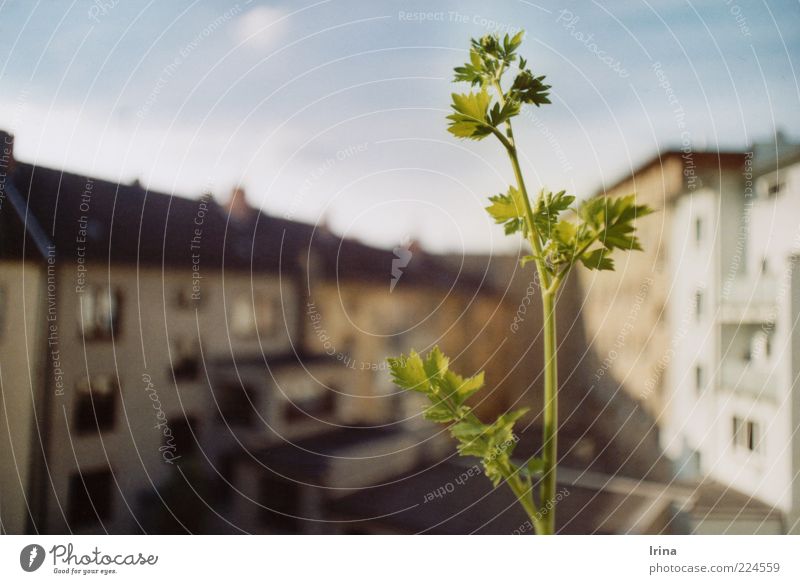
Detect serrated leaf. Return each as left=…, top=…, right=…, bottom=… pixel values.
left=486, top=185, right=528, bottom=236
left=423, top=346, right=449, bottom=383
left=440, top=369, right=485, bottom=404
left=579, top=248, right=615, bottom=271
left=510, top=69, right=551, bottom=106
left=457, top=439, right=489, bottom=458
left=451, top=420, right=488, bottom=441
left=447, top=90, right=494, bottom=140
left=532, top=189, right=575, bottom=238
left=484, top=407, right=528, bottom=456
left=488, top=99, right=520, bottom=127
left=423, top=402, right=456, bottom=423
left=578, top=194, right=654, bottom=253
left=387, top=351, right=429, bottom=392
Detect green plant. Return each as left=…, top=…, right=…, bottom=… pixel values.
left=387, top=32, right=652, bottom=535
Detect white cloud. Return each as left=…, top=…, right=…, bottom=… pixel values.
left=233, top=5, right=288, bottom=49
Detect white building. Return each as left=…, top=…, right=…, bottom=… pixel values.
left=663, top=141, right=800, bottom=534
left=578, top=138, right=799, bottom=533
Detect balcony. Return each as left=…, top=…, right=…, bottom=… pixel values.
left=719, top=359, right=779, bottom=400
left=718, top=276, right=777, bottom=323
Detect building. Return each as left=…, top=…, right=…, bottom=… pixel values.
left=3, top=127, right=749, bottom=535
left=0, top=129, right=511, bottom=534
left=580, top=137, right=800, bottom=534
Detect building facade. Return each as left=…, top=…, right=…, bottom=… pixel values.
left=580, top=141, right=800, bottom=533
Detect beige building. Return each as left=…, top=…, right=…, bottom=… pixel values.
left=0, top=130, right=512, bottom=534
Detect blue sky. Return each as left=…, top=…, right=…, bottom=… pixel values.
left=1, top=0, right=798, bottom=252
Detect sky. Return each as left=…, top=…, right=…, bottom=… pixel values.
left=1, top=0, right=798, bottom=253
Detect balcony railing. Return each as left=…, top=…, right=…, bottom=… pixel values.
left=718, top=276, right=777, bottom=323
left=719, top=359, right=778, bottom=399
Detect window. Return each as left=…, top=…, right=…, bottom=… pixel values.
left=694, top=365, right=704, bottom=393
left=284, top=386, right=336, bottom=423
left=166, top=416, right=198, bottom=458
left=749, top=330, right=771, bottom=363
left=767, top=180, right=784, bottom=197
left=746, top=420, right=760, bottom=451
left=74, top=375, right=117, bottom=434
left=733, top=416, right=761, bottom=453
left=79, top=285, right=121, bottom=340
left=219, top=383, right=256, bottom=425
left=170, top=336, right=201, bottom=380
left=230, top=291, right=279, bottom=338
left=694, top=290, right=703, bottom=321
left=694, top=217, right=703, bottom=244
left=67, top=467, right=113, bottom=529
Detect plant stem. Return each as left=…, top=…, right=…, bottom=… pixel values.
left=506, top=468, right=544, bottom=534
left=540, top=290, right=558, bottom=535
left=493, top=71, right=559, bottom=535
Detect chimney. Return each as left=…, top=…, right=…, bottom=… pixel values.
left=0, top=130, right=14, bottom=177
left=226, top=186, right=253, bottom=221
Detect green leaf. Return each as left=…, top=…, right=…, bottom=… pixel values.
left=579, top=248, right=614, bottom=271
left=486, top=185, right=528, bottom=236
left=552, top=220, right=576, bottom=245
left=488, top=99, right=520, bottom=127
left=447, top=90, right=494, bottom=140
left=440, top=369, right=485, bottom=404
left=451, top=420, right=488, bottom=444
left=423, top=346, right=449, bottom=383
left=387, top=351, right=429, bottom=392
left=510, top=69, right=551, bottom=106
left=505, top=31, right=524, bottom=54
left=532, top=189, right=575, bottom=238
left=424, top=401, right=456, bottom=422
left=484, top=407, right=528, bottom=456
left=453, top=48, right=485, bottom=86
left=456, top=437, right=489, bottom=458
left=578, top=194, right=654, bottom=253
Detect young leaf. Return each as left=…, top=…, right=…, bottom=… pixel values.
left=552, top=219, right=577, bottom=245
left=510, top=69, right=551, bottom=106
left=488, top=99, right=521, bottom=127
left=440, top=369, right=485, bottom=404
left=423, top=346, right=449, bottom=383
left=578, top=194, right=654, bottom=253
left=485, top=185, right=528, bottom=236
left=447, top=90, right=494, bottom=140
left=453, top=48, right=485, bottom=86
left=579, top=248, right=614, bottom=271
left=532, top=189, right=575, bottom=238
left=424, top=401, right=457, bottom=423
left=387, top=351, right=429, bottom=392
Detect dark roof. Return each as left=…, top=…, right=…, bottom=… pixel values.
left=2, top=161, right=313, bottom=272
left=598, top=150, right=747, bottom=197
left=1, top=160, right=494, bottom=294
